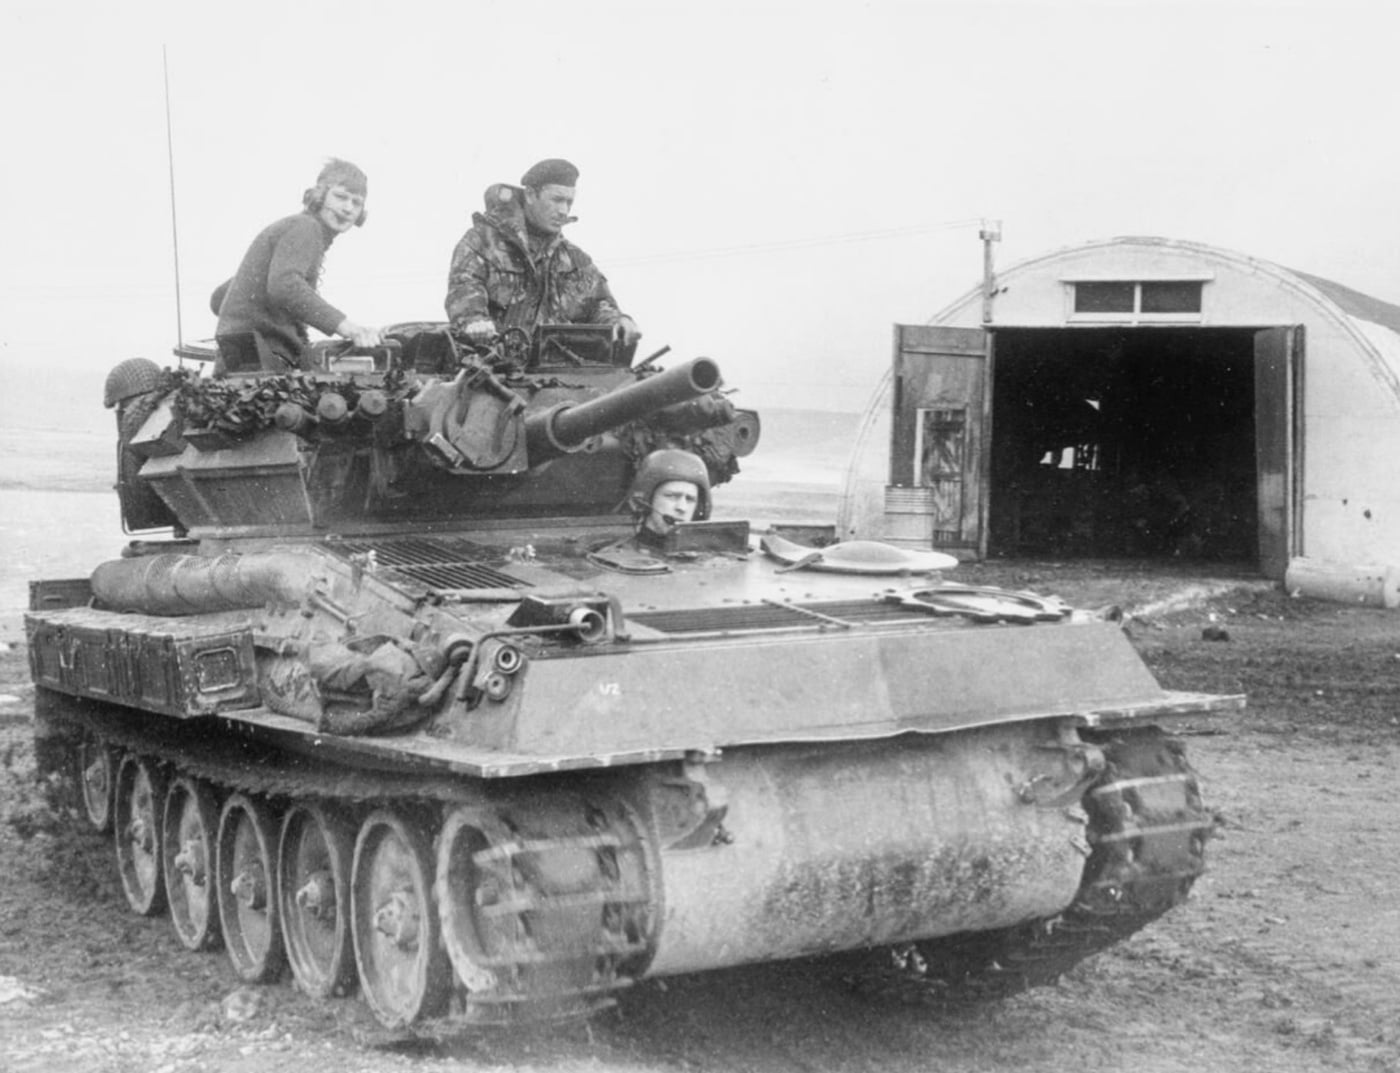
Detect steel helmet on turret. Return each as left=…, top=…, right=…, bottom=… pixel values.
left=627, top=449, right=711, bottom=521
left=103, top=358, right=166, bottom=409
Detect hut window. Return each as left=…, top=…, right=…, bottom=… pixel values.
left=1140, top=281, right=1203, bottom=313
left=1071, top=280, right=1205, bottom=317
left=1074, top=282, right=1135, bottom=313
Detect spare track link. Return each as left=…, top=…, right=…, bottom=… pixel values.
left=842, top=725, right=1215, bottom=1007
left=436, top=800, right=659, bottom=1025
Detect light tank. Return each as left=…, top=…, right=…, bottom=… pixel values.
left=26, top=322, right=1241, bottom=1030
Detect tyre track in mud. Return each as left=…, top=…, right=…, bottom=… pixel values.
left=1180, top=740, right=1400, bottom=1063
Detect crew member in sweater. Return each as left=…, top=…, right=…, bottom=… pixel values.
left=211, top=158, right=382, bottom=374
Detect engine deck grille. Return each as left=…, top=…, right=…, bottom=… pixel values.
left=627, top=599, right=933, bottom=636
left=330, top=536, right=529, bottom=593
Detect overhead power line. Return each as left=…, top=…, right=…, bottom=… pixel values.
left=608, top=217, right=987, bottom=268
left=2, top=216, right=994, bottom=301
left=346, top=216, right=990, bottom=287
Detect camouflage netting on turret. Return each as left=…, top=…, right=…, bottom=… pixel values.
left=170, top=368, right=411, bottom=444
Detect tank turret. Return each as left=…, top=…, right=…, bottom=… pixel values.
left=115, top=325, right=757, bottom=538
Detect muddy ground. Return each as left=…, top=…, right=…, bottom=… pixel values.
left=1, top=560, right=1398, bottom=1073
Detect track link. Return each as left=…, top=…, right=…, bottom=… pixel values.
left=435, top=798, right=659, bottom=1025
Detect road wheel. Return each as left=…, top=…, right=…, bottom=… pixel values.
left=113, top=754, right=167, bottom=916
left=351, top=808, right=450, bottom=1028
left=216, top=793, right=286, bottom=983
left=77, top=738, right=116, bottom=833
left=161, top=776, right=222, bottom=951
left=278, top=803, right=357, bottom=998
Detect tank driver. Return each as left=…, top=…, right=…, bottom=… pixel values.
left=210, top=158, right=383, bottom=375
left=628, top=449, right=711, bottom=550
left=445, top=158, right=642, bottom=352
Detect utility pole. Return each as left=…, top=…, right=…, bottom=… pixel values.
left=980, top=219, right=1002, bottom=325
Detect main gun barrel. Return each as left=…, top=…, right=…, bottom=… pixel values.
left=525, top=357, right=722, bottom=461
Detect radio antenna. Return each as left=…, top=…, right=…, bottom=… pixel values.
left=162, top=45, right=185, bottom=360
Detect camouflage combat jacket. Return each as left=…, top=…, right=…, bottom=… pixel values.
left=444, top=183, right=626, bottom=337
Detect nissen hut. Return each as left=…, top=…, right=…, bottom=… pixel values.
left=838, top=236, right=1400, bottom=581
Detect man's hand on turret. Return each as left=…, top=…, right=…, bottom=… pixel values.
left=336, top=319, right=384, bottom=348
left=462, top=319, right=499, bottom=344
left=613, top=316, right=642, bottom=348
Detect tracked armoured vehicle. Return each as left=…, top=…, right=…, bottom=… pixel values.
left=26, top=323, right=1241, bottom=1030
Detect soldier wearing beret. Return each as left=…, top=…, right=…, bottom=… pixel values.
left=445, top=158, right=641, bottom=353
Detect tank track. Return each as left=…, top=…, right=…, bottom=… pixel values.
left=41, top=695, right=1212, bottom=1024
left=39, top=692, right=659, bottom=1028
left=45, top=695, right=476, bottom=806
left=835, top=726, right=1215, bottom=1007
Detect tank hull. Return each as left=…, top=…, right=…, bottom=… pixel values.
left=28, top=545, right=1233, bottom=1024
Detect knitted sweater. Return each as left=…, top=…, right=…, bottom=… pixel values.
left=212, top=212, right=347, bottom=368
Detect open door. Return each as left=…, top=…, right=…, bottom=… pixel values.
left=886, top=325, right=990, bottom=556
left=1253, top=325, right=1303, bottom=578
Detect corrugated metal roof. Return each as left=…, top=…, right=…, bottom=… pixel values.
left=932, top=235, right=1400, bottom=371
left=1292, top=271, right=1400, bottom=336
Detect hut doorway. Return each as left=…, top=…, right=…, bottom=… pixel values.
left=985, top=326, right=1298, bottom=568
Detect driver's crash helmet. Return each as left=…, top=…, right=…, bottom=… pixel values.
left=628, top=449, right=712, bottom=521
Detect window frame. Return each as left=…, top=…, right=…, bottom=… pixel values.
left=1063, top=275, right=1212, bottom=324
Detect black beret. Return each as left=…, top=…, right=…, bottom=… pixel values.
left=520, top=158, right=579, bottom=189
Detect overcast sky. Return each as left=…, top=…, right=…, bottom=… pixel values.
left=2, top=0, right=1396, bottom=413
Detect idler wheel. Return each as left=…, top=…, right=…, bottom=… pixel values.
left=351, top=809, right=449, bottom=1028
left=161, top=776, right=223, bottom=951
left=216, top=793, right=286, bottom=983
left=278, top=803, right=357, bottom=999
left=76, top=738, right=116, bottom=833
left=113, top=753, right=167, bottom=916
